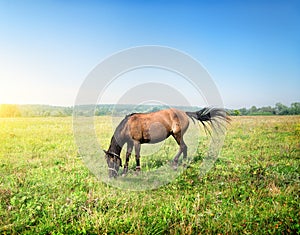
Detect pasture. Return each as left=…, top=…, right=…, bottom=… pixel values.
left=0, top=116, right=299, bottom=234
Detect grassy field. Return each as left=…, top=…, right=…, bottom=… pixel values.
left=0, top=116, right=299, bottom=234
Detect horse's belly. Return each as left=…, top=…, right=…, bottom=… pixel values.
left=142, top=122, right=169, bottom=144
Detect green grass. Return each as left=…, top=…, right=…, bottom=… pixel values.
left=0, top=116, right=299, bottom=234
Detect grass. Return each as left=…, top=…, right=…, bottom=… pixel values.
left=0, top=116, right=299, bottom=234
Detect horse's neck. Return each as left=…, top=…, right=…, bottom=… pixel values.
left=108, top=135, right=123, bottom=155
left=109, top=117, right=128, bottom=155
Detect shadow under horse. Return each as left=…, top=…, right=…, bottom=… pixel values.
left=104, top=107, right=229, bottom=178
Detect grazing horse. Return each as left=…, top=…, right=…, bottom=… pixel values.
left=104, top=107, right=229, bottom=178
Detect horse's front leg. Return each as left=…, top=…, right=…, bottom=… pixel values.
left=134, top=141, right=141, bottom=172
left=122, top=142, right=133, bottom=176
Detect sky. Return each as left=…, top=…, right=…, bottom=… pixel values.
left=0, top=0, right=299, bottom=109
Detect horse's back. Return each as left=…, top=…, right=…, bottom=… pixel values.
left=127, top=108, right=189, bottom=137
left=127, top=108, right=187, bottom=122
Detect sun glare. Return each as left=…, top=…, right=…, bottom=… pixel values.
left=0, top=104, right=21, bottom=117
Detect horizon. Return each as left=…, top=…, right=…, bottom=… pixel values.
left=1, top=1, right=299, bottom=109
left=0, top=101, right=298, bottom=110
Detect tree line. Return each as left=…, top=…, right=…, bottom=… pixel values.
left=0, top=103, right=299, bottom=117
left=230, top=102, right=300, bottom=116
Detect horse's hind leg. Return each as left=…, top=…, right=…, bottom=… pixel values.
left=122, top=142, right=133, bottom=176
left=172, top=133, right=187, bottom=167
left=182, top=140, right=187, bottom=159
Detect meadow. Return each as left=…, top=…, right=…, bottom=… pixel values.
left=0, top=116, right=299, bottom=234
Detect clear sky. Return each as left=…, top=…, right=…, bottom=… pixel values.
left=0, top=0, right=299, bottom=109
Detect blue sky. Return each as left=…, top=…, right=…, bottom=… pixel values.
left=0, top=0, right=299, bottom=108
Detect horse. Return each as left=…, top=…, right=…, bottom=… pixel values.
left=104, top=107, right=229, bottom=178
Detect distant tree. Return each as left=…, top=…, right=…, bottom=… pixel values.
left=0, top=104, right=21, bottom=117
left=58, top=111, right=64, bottom=117
left=43, top=111, right=50, bottom=117
left=232, top=110, right=240, bottom=116
left=95, top=107, right=112, bottom=116
left=290, top=102, right=300, bottom=115
left=239, top=108, right=248, bottom=115
left=250, top=106, right=257, bottom=114
left=94, top=109, right=101, bottom=116
left=275, top=103, right=289, bottom=115
left=259, top=106, right=275, bottom=115
left=64, top=107, right=73, bottom=116
left=150, top=107, right=161, bottom=113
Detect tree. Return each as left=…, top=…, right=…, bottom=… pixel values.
left=250, top=106, right=257, bottom=112
left=239, top=108, right=248, bottom=115
left=275, top=103, right=289, bottom=115
left=232, top=110, right=240, bottom=116
left=290, top=102, right=300, bottom=115
left=0, top=104, right=21, bottom=117
left=259, top=106, right=275, bottom=115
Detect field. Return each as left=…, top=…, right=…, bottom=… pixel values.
left=0, top=116, right=299, bottom=234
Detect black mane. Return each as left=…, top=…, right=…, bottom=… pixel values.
left=109, top=114, right=132, bottom=154
left=125, top=112, right=138, bottom=118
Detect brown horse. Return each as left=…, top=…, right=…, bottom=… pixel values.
left=104, top=107, right=229, bottom=177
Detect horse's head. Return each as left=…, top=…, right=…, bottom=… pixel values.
left=103, top=150, right=122, bottom=178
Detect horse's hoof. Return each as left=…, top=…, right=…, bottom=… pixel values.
left=134, top=167, right=141, bottom=176
left=172, top=162, right=178, bottom=170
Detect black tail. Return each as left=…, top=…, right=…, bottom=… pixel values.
left=186, top=107, right=230, bottom=135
